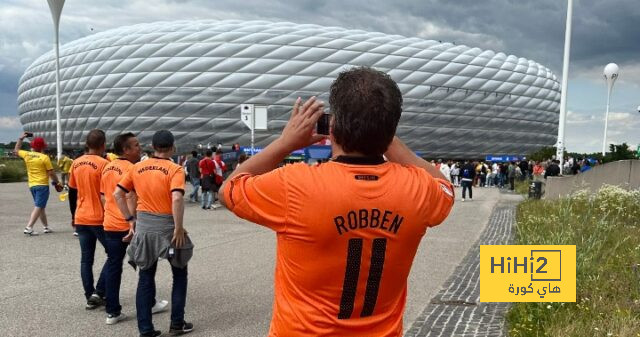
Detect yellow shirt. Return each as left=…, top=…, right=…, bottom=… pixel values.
left=106, top=153, right=118, bottom=162
left=18, top=150, right=53, bottom=187
left=58, top=156, right=73, bottom=173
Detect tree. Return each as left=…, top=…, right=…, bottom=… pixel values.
left=527, top=146, right=563, bottom=162
left=605, top=143, right=635, bottom=163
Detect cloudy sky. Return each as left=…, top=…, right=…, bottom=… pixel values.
left=0, top=0, right=638, bottom=153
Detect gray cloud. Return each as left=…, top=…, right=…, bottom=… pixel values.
left=0, top=0, right=638, bottom=150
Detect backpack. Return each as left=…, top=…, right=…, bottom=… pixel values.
left=462, top=168, right=471, bottom=179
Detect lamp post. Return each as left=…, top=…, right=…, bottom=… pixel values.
left=46, top=0, right=65, bottom=160
left=602, top=63, right=619, bottom=156
left=556, top=0, right=573, bottom=172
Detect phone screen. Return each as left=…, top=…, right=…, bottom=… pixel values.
left=317, top=114, right=330, bottom=135
left=25, top=132, right=34, bottom=138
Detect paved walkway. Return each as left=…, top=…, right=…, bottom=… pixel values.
left=0, top=182, right=510, bottom=337
left=405, top=192, right=522, bottom=337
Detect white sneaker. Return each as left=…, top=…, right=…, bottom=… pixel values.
left=211, top=203, right=222, bottom=210
left=43, top=227, right=52, bottom=234
left=23, top=228, right=39, bottom=236
left=151, top=299, right=169, bottom=314
left=461, top=198, right=465, bottom=202
left=106, top=313, right=127, bottom=325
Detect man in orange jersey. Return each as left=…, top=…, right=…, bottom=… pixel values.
left=221, top=67, right=455, bottom=336
left=100, top=133, right=168, bottom=325
left=68, top=129, right=110, bottom=310
left=115, top=130, right=194, bottom=337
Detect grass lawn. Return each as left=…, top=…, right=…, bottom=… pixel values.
left=0, top=158, right=26, bottom=183
left=507, top=185, right=640, bottom=337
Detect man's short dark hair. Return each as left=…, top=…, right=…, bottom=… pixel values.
left=151, top=130, right=174, bottom=152
left=113, top=132, right=136, bottom=155
left=329, top=66, right=403, bottom=156
left=215, top=149, right=223, bottom=155
left=86, top=129, right=106, bottom=150
left=205, top=150, right=213, bottom=157
left=191, top=151, right=198, bottom=157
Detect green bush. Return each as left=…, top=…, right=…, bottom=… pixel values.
left=0, top=159, right=26, bottom=183
left=507, top=185, right=640, bottom=337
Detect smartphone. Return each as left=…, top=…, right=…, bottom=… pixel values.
left=316, top=114, right=330, bottom=135
left=25, top=132, right=34, bottom=138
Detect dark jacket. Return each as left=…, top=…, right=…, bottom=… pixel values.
left=185, top=157, right=200, bottom=180
left=460, top=163, right=477, bottom=180
left=545, top=164, right=561, bottom=179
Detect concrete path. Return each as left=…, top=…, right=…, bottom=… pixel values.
left=0, top=182, right=504, bottom=337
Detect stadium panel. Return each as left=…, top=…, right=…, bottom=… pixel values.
left=17, top=20, right=560, bottom=158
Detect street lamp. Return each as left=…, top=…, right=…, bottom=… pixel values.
left=602, top=63, right=619, bottom=156
left=556, top=0, right=573, bottom=172
left=46, top=0, right=65, bottom=160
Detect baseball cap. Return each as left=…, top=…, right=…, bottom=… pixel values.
left=31, top=137, right=47, bottom=151
left=152, top=130, right=174, bottom=149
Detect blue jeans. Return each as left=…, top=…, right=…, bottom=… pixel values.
left=105, top=230, right=128, bottom=315
left=189, top=177, right=200, bottom=201
left=201, top=190, right=212, bottom=208
left=137, top=261, right=188, bottom=334
left=77, top=225, right=108, bottom=299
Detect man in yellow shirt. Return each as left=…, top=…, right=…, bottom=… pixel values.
left=57, top=153, right=74, bottom=186
left=14, top=133, right=62, bottom=235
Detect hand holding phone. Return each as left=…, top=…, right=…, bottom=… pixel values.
left=25, top=132, right=33, bottom=138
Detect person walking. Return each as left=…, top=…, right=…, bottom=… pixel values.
left=532, top=161, right=544, bottom=182
left=211, top=149, right=227, bottom=209
left=58, top=153, right=73, bottom=186
left=14, top=133, right=62, bottom=235
left=115, top=130, right=194, bottom=337
left=198, top=150, right=215, bottom=210
left=221, top=67, right=454, bottom=336
left=184, top=151, right=200, bottom=202
left=439, top=161, right=451, bottom=182
left=545, top=160, right=561, bottom=179
left=68, top=129, right=110, bottom=309
left=507, top=161, right=516, bottom=191
left=100, top=133, right=168, bottom=325
left=460, top=160, right=476, bottom=201
left=450, top=162, right=460, bottom=186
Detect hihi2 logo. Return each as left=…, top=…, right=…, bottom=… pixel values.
left=480, top=245, right=575, bottom=302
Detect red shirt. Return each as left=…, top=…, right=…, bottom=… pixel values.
left=199, top=157, right=215, bottom=177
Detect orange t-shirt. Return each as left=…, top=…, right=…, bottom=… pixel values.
left=68, top=154, right=109, bottom=226
left=223, top=157, right=455, bottom=337
left=118, top=157, right=185, bottom=215
left=100, top=158, right=134, bottom=232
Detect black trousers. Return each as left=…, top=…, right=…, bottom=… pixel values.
left=462, top=180, right=473, bottom=199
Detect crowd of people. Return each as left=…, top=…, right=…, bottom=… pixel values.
left=425, top=156, right=597, bottom=201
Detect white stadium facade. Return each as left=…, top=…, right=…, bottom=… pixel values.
left=18, top=20, right=561, bottom=158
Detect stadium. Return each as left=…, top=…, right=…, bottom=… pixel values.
left=17, top=20, right=561, bottom=158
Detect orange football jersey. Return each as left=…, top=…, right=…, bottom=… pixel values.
left=118, top=157, right=185, bottom=215
left=223, top=156, right=454, bottom=336
left=100, top=158, right=134, bottom=231
left=68, top=154, right=109, bottom=226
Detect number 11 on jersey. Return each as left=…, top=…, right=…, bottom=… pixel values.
left=338, top=238, right=387, bottom=319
